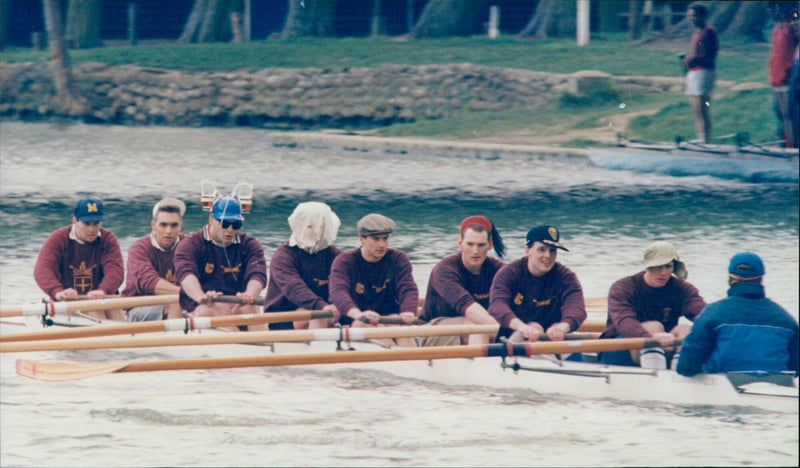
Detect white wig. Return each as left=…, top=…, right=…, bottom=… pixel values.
left=288, top=201, right=341, bottom=254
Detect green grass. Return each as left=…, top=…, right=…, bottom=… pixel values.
left=1, top=35, right=781, bottom=144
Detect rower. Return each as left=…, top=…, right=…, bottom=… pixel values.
left=262, top=201, right=342, bottom=330
left=599, top=241, right=706, bottom=369
left=174, top=196, right=267, bottom=331
left=328, top=213, right=419, bottom=347
left=487, top=225, right=587, bottom=343
left=33, top=197, right=125, bottom=321
left=677, top=252, right=799, bottom=377
left=121, top=197, right=187, bottom=321
left=418, top=215, right=505, bottom=346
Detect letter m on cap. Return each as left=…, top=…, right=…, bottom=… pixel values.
left=87, top=203, right=98, bottom=213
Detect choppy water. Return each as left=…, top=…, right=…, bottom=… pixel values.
left=1, top=121, right=798, bottom=467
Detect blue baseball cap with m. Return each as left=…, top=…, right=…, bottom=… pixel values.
left=74, top=198, right=107, bottom=223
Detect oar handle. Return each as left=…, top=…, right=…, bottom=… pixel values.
left=357, top=316, right=425, bottom=325
left=209, top=295, right=266, bottom=306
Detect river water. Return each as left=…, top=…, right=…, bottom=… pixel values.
left=0, top=121, right=798, bottom=467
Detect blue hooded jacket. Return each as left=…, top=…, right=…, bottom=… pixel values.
left=677, top=281, right=799, bottom=376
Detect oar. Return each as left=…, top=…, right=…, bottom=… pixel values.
left=0, top=295, right=179, bottom=318
left=209, top=295, right=266, bottom=306
left=2, top=324, right=499, bottom=353
left=584, top=296, right=607, bottom=312
left=16, top=337, right=675, bottom=382
left=577, top=321, right=605, bottom=333
left=0, top=310, right=334, bottom=343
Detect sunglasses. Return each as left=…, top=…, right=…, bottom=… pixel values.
left=216, top=218, right=242, bottom=230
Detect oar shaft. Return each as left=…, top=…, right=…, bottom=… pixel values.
left=576, top=321, right=605, bottom=333
left=2, top=324, right=500, bottom=353
left=210, top=295, right=266, bottom=306
left=0, top=295, right=179, bottom=318
left=96, top=337, right=680, bottom=373
left=0, top=310, right=333, bottom=342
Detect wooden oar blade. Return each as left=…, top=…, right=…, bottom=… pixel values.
left=16, top=358, right=130, bottom=382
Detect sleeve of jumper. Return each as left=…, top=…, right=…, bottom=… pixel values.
left=98, top=231, right=125, bottom=294
left=607, top=278, right=649, bottom=338
left=675, top=305, right=715, bottom=376
left=558, top=268, right=586, bottom=331
left=125, top=238, right=161, bottom=295
left=488, top=263, right=518, bottom=328
left=679, top=281, right=706, bottom=321
left=173, top=236, right=201, bottom=284
left=33, top=230, right=67, bottom=297
left=242, top=237, right=267, bottom=288
left=270, top=247, right=328, bottom=310
left=329, top=253, right=358, bottom=313
left=431, top=262, right=476, bottom=315
left=393, top=252, right=419, bottom=314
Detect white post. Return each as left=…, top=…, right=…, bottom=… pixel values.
left=244, top=0, right=251, bottom=42
left=488, top=6, right=499, bottom=39
left=577, top=0, right=589, bottom=46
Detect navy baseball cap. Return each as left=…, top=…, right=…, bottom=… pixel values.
left=728, top=252, right=764, bottom=280
left=526, top=225, right=568, bottom=251
left=74, top=198, right=107, bottom=223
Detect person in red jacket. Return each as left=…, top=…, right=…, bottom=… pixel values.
left=33, top=197, right=125, bottom=320
left=768, top=2, right=799, bottom=148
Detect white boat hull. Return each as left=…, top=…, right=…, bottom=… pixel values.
left=5, top=317, right=797, bottom=413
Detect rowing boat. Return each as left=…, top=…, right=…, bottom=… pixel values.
left=586, top=135, right=799, bottom=183
left=4, top=314, right=796, bottom=413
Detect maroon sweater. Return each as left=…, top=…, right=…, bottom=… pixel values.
left=329, top=247, right=419, bottom=319
left=419, top=253, right=504, bottom=322
left=121, top=233, right=186, bottom=297
left=173, top=227, right=267, bottom=312
left=33, top=225, right=124, bottom=297
left=263, top=243, right=341, bottom=312
left=488, top=258, right=586, bottom=332
left=602, top=271, right=706, bottom=339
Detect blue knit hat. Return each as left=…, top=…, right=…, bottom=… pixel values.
left=728, top=252, right=764, bottom=280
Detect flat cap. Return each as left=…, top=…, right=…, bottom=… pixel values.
left=357, top=213, right=395, bottom=236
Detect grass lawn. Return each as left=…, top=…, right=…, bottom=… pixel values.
left=1, top=34, right=782, bottom=145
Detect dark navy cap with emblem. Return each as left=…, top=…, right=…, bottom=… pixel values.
left=74, top=198, right=107, bottom=223
left=525, top=225, right=568, bottom=251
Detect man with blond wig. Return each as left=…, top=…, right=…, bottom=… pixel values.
left=263, top=201, right=342, bottom=329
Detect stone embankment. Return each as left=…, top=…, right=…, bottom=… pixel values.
left=0, top=61, right=686, bottom=130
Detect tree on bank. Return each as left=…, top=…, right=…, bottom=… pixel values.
left=281, top=0, right=335, bottom=38
left=643, top=0, right=771, bottom=43
left=179, top=0, right=243, bottom=43
left=518, top=0, right=577, bottom=39
left=66, top=0, right=103, bottom=48
left=409, top=0, right=490, bottom=38
left=42, top=0, right=87, bottom=114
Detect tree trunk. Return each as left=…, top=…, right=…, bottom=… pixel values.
left=178, top=0, right=209, bottom=43
left=627, top=0, right=643, bottom=40
left=642, top=1, right=769, bottom=43
left=42, top=0, right=87, bottom=114
left=66, top=0, right=103, bottom=49
left=179, top=0, right=240, bottom=43
left=409, top=0, right=491, bottom=38
left=282, top=0, right=336, bottom=38
left=715, top=1, right=767, bottom=41
left=518, top=0, right=577, bottom=39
